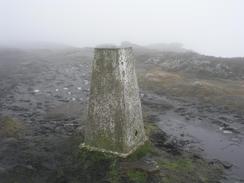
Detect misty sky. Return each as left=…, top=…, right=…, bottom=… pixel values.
left=0, top=0, right=243, bottom=57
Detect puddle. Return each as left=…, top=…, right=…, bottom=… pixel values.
left=157, top=110, right=244, bottom=180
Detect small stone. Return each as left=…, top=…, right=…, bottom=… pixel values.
left=223, top=130, right=232, bottom=134
left=209, top=159, right=233, bottom=169
left=221, top=161, right=233, bottom=169
left=26, top=165, right=34, bottom=170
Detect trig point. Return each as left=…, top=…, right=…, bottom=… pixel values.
left=81, top=47, right=146, bottom=157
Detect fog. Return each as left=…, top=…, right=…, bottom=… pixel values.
left=0, top=0, right=243, bottom=57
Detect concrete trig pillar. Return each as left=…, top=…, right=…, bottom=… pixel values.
left=81, top=47, right=146, bottom=157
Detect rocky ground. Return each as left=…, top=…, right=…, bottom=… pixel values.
left=0, top=47, right=243, bottom=182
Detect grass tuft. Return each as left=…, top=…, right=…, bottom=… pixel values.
left=127, top=170, right=147, bottom=183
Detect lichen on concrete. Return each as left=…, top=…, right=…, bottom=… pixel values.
left=82, top=47, right=146, bottom=156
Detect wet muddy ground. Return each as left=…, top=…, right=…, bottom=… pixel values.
left=0, top=50, right=243, bottom=182
left=142, top=93, right=244, bottom=182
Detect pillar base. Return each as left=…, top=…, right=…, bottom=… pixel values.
left=79, top=137, right=148, bottom=158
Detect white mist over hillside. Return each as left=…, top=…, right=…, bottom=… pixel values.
left=0, top=0, right=243, bottom=57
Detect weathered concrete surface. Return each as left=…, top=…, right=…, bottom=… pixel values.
left=82, top=47, right=146, bottom=157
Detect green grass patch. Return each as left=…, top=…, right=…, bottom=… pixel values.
left=127, top=141, right=155, bottom=160
left=159, top=158, right=193, bottom=172
left=79, top=148, right=118, bottom=164
left=108, top=159, right=120, bottom=183
left=127, top=170, right=147, bottom=183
